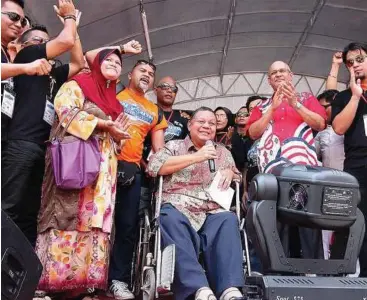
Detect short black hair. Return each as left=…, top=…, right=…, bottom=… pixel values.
left=18, top=24, right=48, bottom=44
left=317, top=89, right=338, bottom=103
left=246, top=95, right=266, bottom=111
left=2, top=0, right=24, bottom=8
left=191, top=106, right=215, bottom=119
left=237, top=106, right=247, bottom=113
left=132, top=59, right=156, bottom=73
left=342, top=42, right=367, bottom=64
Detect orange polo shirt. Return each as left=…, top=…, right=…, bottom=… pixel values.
left=117, top=88, right=168, bottom=163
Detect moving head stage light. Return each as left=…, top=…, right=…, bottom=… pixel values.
left=244, top=164, right=367, bottom=300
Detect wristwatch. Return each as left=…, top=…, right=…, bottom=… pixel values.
left=295, top=101, right=302, bottom=110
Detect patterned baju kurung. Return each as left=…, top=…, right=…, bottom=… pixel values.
left=35, top=80, right=120, bottom=292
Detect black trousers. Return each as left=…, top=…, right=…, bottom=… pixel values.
left=331, top=165, right=367, bottom=277
left=109, top=173, right=142, bottom=285
left=2, top=140, right=46, bottom=247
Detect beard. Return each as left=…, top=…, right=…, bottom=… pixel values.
left=137, top=79, right=149, bottom=93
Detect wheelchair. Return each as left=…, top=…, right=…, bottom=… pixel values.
left=131, top=176, right=252, bottom=300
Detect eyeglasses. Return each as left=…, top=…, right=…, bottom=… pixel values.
left=193, top=119, right=217, bottom=127
left=22, top=36, right=50, bottom=45
left=157, top=82, right=179, bottom=93
left=2, top=12, right=28, bottom=28
left=215, top=114, right=227, bottom=119
left=236, top=112, right=249, bottom=117
left=346, top=55, right=367, bottom=68
left=133, top=59, right=156, bottom=72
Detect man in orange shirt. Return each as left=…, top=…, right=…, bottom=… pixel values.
left=108, top=60, right=167, bottom=300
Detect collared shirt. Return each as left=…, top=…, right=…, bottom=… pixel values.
left=315, top=125, right=345, bottom=170
left=246, top=92, right=327, bottom=173
left=147, top=136, right=236, bottom=231
left=247, top=92, right=327, bottom=143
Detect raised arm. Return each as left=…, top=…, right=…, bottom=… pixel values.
left=332, top=68, right=362, bottom=135
left=85, top=40, right=142, bottom=67
left=45, top=0, right=77, bottom=59
left=326, top=52, right=342, bottom=90
left=59, top=10, right=84, bottom=78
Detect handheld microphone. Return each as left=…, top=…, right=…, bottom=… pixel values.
left=205, top=140, right=216, bottom=173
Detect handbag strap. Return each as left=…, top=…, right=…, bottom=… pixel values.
left=49, top=107, right=82, bottom=141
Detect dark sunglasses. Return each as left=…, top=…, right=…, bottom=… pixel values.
left=2, top=12, right=28, bottom=28
left=157, top=82, right=179, bottom=93
left=346, top=55, right=367, bottom=68
left=236, top=112, right=249, bottom=117
left=22, top=36, right=50, bottom=45
left=134, top=59, right=156, bottom=72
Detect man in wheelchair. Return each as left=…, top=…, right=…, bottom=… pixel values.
left=147, top=107, right=245, bottom=300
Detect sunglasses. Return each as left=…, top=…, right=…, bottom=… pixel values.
left=157, top=82, right=179, bottom=93
left=236, top=112, right=249, bottom=117
left=2, top=12, right=28, bottom=28
left=346, top=55, right=367, bottom=68
left=22, top=36, right=50, bottom=45
left=134, top=59, right=156, bottom=72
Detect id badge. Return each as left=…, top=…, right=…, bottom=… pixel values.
left=43, top=99, right=55, bottom=126
left=1, top=83, right=16, bottom=118
left=364, top=115, right=367, bottom=137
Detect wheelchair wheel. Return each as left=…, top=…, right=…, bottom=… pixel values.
left=141, top=268, right=156, bottom=300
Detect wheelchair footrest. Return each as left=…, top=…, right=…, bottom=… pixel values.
left=158, top=244, right=175, bottom=292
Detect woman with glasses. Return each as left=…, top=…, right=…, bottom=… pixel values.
left=214, top=106, right=234, bottom=149
left=34, top=49, right=132, bottom=300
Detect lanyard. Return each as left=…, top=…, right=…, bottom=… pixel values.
left=48, top=75, right=56, bottom=100
left=1, top=46, right=10, bottom=63
left=216, top=132, right=228, bottom=144
left=166, top=110, right=174, bottom=123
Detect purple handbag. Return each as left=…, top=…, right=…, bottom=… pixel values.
left=49, top=107, right=101, bottom=190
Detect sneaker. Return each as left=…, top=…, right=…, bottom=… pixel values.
left=219, top=287, right=244, bottom=300
left=195, top=287, right=216, bottom=300
left=107, top=280, right=135, bottom=300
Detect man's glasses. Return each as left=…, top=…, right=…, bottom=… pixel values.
left=2, top=12, right=28, bottom=28
left=134, top=59, right=156, bottom=72
left=346, top=55, right=367, bottom=68
left=157, top=82, right=179, bottom=93
left=22, top=36, right=50, bottom=45
left=236, top=112, right=249, bottom=118
left=193, top=119, right=217, bottom=127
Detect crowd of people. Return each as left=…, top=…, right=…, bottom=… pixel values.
left=1, top=0, right=367, bottom=300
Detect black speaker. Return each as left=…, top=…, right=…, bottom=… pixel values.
left=1, top=210, right=43, bottom=300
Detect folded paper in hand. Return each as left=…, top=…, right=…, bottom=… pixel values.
left=207, top=172, right=234, bottom=211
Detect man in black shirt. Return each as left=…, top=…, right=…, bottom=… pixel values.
left=1, top=0, right=26, bottom=142
left=331, top=42, right=367, bottom=277
left=142, top=76, right=190, bottom=165
left=2, top=0, right=84, bottom=246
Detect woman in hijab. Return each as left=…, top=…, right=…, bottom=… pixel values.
left=214, top=106, right=234, bottom=149
left=35, top=49, right=132, bottom=299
